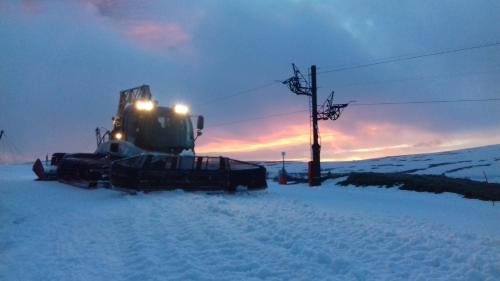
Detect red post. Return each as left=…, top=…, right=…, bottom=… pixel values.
left=279, top=174, right=288, bottom=185
left=279, top=151, right=287, bottom=185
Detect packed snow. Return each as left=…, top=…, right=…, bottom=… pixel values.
left=1, top=145, right=500, bottom=281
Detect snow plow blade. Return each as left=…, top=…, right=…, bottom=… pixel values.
left=32, top=159, right=55, bottom=180
left=32, top=153, right=66, bottom=181
left=110, top=154, right=267, bottom=192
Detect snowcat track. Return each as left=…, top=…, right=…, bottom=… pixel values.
left=110, top=154, right=267, bottom=192
left=34, top=153, right=267, bottom=192
left=55, top=153, right=111, bottom=189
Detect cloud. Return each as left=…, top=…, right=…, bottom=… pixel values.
left=2, top=0, right=499, bottom=163
left=125, top=21, right=190, bottom=51
left=21, top=0, right=41, bottom=15
left=196, top=121, right=500, bottom=161
left=82, top=0, right=193, bottom=52
left=0, top=0, right=42, bottom=16
left=197, top=125, right=314, bottom=154
left=412, top=139, right=443, bottom=148
left=197, top=124, right=354, bottom=159
left=81, top=0, right=131, bottom=19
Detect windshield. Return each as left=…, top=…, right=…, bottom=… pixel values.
left=122, top=107, right=194, bottom=153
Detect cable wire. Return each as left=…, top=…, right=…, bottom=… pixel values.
left=192, top=42, right=500, bottom=111
left=197, top=42, right=499, bottom=109
left=348, top=97, right=500, bottom=106
left=210, top=109, right=308, bottom=128
left=208, top=97, right=500, bottom=128
left=334, top=67, right=500, bottom=90
left=318, top=41, right=500, bottom=74
left=196, top=81, right=280, bottom=108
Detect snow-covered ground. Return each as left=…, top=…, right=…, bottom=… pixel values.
left=264, top=144, right=500, bottom=183
left=1, top=146, right=500, bottom=281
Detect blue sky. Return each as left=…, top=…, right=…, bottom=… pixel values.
left=1, top=0, right=500, bottom=162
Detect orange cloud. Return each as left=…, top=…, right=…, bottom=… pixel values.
left=197, top=133, right=309, bottom=154
left=197, top=124, right=354, bottom=158
left=195, top=121, right=500, bottom=161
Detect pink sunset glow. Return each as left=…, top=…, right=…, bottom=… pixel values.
left=1, top=1, right=499, bottom=164
left=125, top=21, right=190, bottom=51
left=196, top=121, right=500, bottom=161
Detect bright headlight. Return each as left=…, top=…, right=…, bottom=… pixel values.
left=135, top=100, right=154, bottom=111
left=115, top=132, right=123, bottom=140
left=174, top=104, right=189, bottom=114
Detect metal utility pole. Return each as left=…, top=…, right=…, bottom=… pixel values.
left=310, top=66, right=321, bottom=186
left=0, top=130, right=3, bottom=163
left=283, top=64, right=348, bottom=186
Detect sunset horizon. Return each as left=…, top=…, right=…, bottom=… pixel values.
left=1, top=1, right=499, bottom=164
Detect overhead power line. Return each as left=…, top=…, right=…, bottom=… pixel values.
left=210, top=109, right=308, bottom=128
left=194, top=41, right=500, bottom=108
left=199, top=65, right=500, bottom=108
left=196, top=40, right=500, bottom=130
left=196, top=81, right=280, bottom=108
left=318, top=41, right=500, bottom=74
left=209, top=97, right=500, bottom=128
left=349, top=97, right=500, bottom=106
left=335, top=67, right=500, bottom=90
left=0, top=130, right=23, bottom=163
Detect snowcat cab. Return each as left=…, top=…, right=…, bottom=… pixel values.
left=98, top=85, right=202, bottom=158
left=32, top=85, right=267, bottom=192
left=116, top=106, right=195, bottom=154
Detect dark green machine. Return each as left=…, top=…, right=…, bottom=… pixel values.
left=33, top=85, right=267, bottom=192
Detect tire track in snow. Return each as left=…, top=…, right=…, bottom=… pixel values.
left=2, top=166, right=500, bottom=281
left=161, top=193, right=500, bottom=281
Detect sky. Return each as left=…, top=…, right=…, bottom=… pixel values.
left=1, top=0, right=500, bottom=163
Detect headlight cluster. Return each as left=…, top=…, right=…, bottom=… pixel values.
left=135, top=100, right=154, bottom=111
left=174, top=104, right=189, bottom=114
